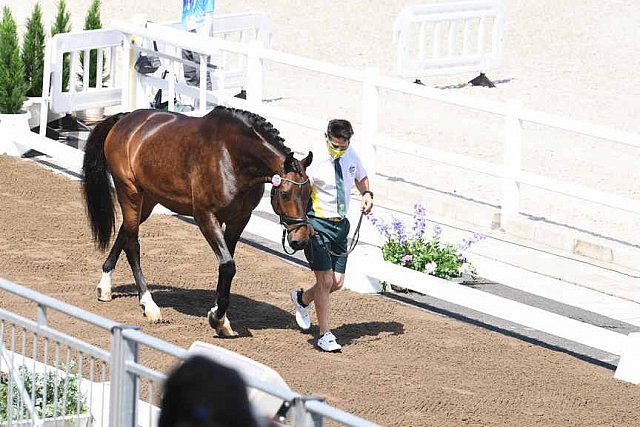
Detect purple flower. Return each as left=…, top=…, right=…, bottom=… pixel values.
left=367, top=214, right=391, bottom=238
left=456, top=231, right=486, bottom=251
left=432, top=225, right=442, bottom=240
left=412, top=204, right=427, bottom=239
left=401, top=254, right=413, bottom=265
left=391, top=218, right=408, bottom=244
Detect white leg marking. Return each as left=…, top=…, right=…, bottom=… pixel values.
left=140, top=291, right=162, bottom=322
left=96, top=271, right=113, bottom=302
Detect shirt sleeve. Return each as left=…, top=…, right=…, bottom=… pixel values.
left=353, top=150, right=367, bottom=182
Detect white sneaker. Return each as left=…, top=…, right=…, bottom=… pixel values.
left=291, top=289, right=313, bottom=330
left=317, top=331, right=342, bottom=352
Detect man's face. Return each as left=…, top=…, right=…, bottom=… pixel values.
left=326, top=134, right=350, bottom=159
left=326, top=135, right=350, bottom=150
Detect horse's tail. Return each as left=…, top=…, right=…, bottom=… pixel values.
left=81, top=112, right=127, bottom=251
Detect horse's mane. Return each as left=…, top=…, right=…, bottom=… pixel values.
left=212, top=106, right=291, bottom=155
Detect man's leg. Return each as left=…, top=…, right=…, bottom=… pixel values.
left=302, top=270, right=333, bottom=334
left=181, top=49, right=200, bottom=87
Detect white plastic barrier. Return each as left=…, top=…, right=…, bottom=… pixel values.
left=145, top=11, right=271, bottom=92
left=39, top=28, right=123, bottom=130
left=393, top=0, right=504, bottom=79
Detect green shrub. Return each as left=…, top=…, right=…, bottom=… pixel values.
left=79, top=0, right=109, bottom=88
left=51, top=0, right=71, bottom=91
left=22, top=2, right=46, bottom=97
left=0, top=6, right=27, bottom=113
left=0, top=364, right=88, bottom=422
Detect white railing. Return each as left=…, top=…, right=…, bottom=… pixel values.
left=107, top=21, right=640, bottom=229
left=393, top=0, right=504, bottom=79
left=29, top=19, right=640, bottom=246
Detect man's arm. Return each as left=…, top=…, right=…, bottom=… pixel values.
left=355, top=176, right=373, bottom=214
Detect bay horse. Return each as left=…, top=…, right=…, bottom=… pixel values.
left=81, top=106, right=312, bottom=336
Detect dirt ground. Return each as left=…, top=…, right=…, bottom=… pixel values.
left=1, top=154, right=639, bottom=427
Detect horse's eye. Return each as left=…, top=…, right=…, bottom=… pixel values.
left=281, top=191, right=290, bottom=200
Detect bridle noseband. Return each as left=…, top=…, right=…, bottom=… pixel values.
left=270, top=174, right=310, bottom=254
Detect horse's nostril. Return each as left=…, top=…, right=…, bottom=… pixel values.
left=289, top=238, right=309, bottom=250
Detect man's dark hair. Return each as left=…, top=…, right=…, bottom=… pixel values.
left=158, top=355, right=259, bottom=427
left=327, top=119, right=354, bottom=140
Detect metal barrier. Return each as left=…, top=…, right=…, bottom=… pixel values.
left=393, top=0, right=504, bottom=81
left=0, top=277, right=379, bottom=427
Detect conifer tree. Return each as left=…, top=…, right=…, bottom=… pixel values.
left=80, top=0, right=108, bottom=87
left=51, top=0, right=71, bottom=91
left=22, top=2, right=46, bottom=97
left=0, top=6, right=27, bottom=113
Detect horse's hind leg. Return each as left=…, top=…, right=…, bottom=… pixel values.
left=96, top=197, right=157, bottom=302
left=111, top=186, right=162, bottom=321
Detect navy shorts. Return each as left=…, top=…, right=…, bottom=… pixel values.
left=304, top=216, right=351, bottom=273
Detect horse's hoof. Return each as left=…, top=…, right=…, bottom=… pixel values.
left=96, top=287, right=112, bottom=302
left=208, top=310, right=238, bottom=338
left=144, top=310, right=163, bottom=323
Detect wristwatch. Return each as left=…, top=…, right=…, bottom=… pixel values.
left=362, top=190, right=374, bottom=199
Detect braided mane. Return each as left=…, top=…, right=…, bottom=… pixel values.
left=212, top=106, right=291, bottom=155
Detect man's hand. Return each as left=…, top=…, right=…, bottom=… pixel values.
left=361, top=193, right=373, bottom=214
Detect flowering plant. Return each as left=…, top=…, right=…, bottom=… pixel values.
left=368, top=204, right=485, bottom=281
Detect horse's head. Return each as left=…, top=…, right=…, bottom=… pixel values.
left=270, top=151, right=313, bottom=251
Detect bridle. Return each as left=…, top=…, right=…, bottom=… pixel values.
left=270, top=174, right=310, bottom=254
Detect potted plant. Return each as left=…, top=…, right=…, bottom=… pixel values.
left=75, top=0, right=109, bottom=123
left=0, top=5, right=30, bottom=156
left=368, top=203, right=485, bottom=292
left=22, top=2, right=46, bottom=129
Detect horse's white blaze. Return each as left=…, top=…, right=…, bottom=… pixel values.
left=96, top=270, right=113, bottom=301
left=141, top=291, right=161, bottom=322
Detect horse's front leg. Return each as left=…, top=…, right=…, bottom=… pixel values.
left=194, top=209, right=238, bottom=337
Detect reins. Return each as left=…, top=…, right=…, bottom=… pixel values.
left=323, top=210, right=365, bottom=258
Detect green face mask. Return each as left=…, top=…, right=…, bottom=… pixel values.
left=326, top=141, right=347, bottom=159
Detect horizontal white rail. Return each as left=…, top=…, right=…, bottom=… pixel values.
left=368, top=261, right=627, bottom=355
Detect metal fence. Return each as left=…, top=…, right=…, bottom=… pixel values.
left=0, top=277, right=379, bottom=427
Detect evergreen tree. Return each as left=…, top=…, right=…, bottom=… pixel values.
left=0, top=6, right=27, bottom=113
left=51, top=0, right=71, bottom=91
left=22, top=2, right=46, bottom=97
left=80, top=0, right=108, bottom=88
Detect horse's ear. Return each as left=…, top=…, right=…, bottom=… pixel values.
left=301, top=151, right=313, bottom=168
left=283, top=151, right=294, bottom=172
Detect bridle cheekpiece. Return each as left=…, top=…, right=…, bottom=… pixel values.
left=270, top=173, right=310, bottom=254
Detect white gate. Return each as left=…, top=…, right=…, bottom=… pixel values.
left=38, top=12, right=272, bottom=134
left=393, top=0, right=504, bottom=80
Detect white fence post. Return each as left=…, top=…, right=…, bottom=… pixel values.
left=246, top=40, right=264, bottom=110
left=360, top=67, right=379, bottom=177
left=110, top=325, right=140, bottom=427
left=500, top=100, right=523, bottom=227
left=121, top=35, right=133, bottom=111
